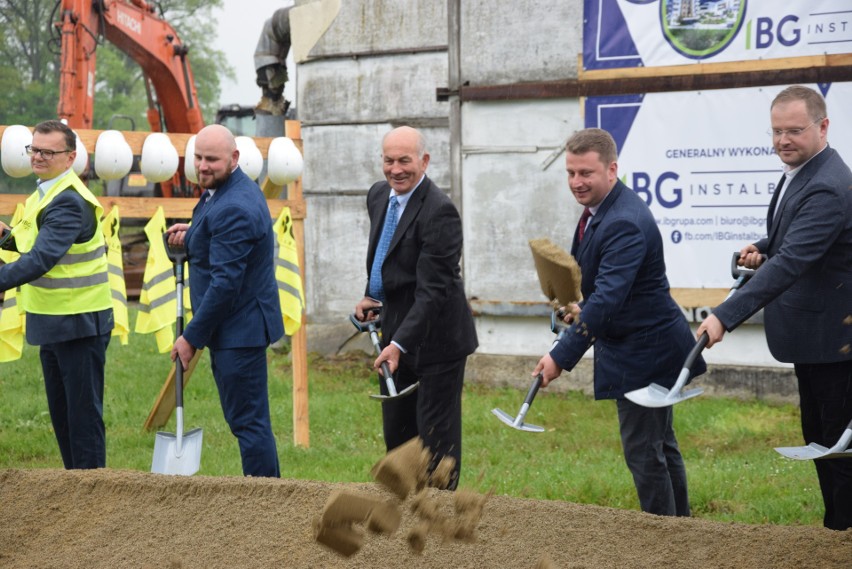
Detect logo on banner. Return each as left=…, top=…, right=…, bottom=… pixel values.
left=661, top=0, right=748, bottom=59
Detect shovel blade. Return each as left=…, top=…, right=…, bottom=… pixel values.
left=491, top=408, right=545, bottom=433
left=151, top=428, right=203, bottom=475
left=369, top=382, right=418, bottom=401
left=624, top=383, right=704, bottom=408
left=775, top=443, right=852, bottom=461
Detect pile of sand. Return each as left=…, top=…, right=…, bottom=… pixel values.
left=1, top=465, right=849, bottom=568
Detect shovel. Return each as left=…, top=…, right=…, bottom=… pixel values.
left=349, top=312, right=418, bottom=401
left=152, top=233, right=203, bottom=475
left=775, top=418, right=852, bottom=460
left=492, top=310, right=569, bottom=433
left=624, top=333, right=708, bottom=408
left=624, top=252, right=760, bottom=408
left=492, top=373, right=546, bottom=432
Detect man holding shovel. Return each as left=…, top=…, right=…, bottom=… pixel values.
left=697, top=85, right=852, bottom=530
left=532, top=128, right=704, bottom=516
left=166, top=124, right=284, bottom=478
left=354, top=126, right=478, bottom=490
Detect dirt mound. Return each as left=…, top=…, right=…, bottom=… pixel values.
left=1, top=468, right=850, bottom=569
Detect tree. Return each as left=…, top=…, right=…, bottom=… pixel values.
left=0, top=0, right=232, bottom=130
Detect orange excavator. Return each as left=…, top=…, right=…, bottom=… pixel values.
left=54, top=0, right=205, bottom=197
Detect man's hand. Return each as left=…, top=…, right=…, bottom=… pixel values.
left=171, top=335, right=197, bottom=371
left=532, top=353, right=563, bottom=387
left=558, top=303, right=582, bottom=325
left=738, top=244, right=765, bottom=270
left=696, top=314, right=726, bottom=348
left=165, top=223, right=190, bottom=247
left=355, top=296, right=382, bottom=321
left=375, top=342, right=401, bottom=376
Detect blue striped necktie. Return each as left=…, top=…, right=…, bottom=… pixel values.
left=368, top=195, right=399, bottom=301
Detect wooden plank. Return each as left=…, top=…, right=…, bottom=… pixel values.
left=0, top=194, right=306, bottom=220
left=143, top=350, right=204, bottom=431
left=287, top=119, right=310, bottom=449
left=670, top=288, right=728, bottom=309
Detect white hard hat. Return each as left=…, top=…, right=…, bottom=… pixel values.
left=72, top=131, right=89, bottom=176
left=140, top=133, right=179, bottom=183
left=267, top=136, right=303, bottom=185
left=94, top=130, right=133, bottom=180
left=235, top=136, right=263, bottom=180
left=1, top=125, right=34, bottom=178
left=183, top=135, right=198, bottom=184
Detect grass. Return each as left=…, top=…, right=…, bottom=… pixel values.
left=0, top=324, right=823, bottom=527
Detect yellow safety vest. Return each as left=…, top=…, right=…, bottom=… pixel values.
left=0, top=204, right=26, bottom=361
left=13, top=170, right=111, bottom=316
left=273, top=207, right=304, bottom=335
left=134, top=207, right=191, bottom=353
left=102, top=206, right=129, bottom=345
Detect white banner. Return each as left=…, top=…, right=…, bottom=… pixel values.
left=586, top=83, right=852, bottom=287
left=585, top=0, right=852, bottom=70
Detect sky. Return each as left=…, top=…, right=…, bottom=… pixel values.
left=213, top=1, right=296, bottom=107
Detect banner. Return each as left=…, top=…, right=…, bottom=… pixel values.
left=585, top=83, right=852, bottom=287
left=584, top=0, right=852, bottom=70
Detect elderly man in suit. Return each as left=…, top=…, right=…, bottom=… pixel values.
left=0, top=120, right=113, bottom=469
left=354, top=126, right=478, bottom=490
left=533, top=128, right=704, bottom=516
left=697, top=85, right=852, bottom=530
left=167, top=124, right=284, bottom=478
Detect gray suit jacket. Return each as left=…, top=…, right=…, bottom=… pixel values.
left=712, top=146, right=852, bottom=364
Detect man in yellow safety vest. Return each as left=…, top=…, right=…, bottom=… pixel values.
left=0, top=120, right=113, bottom=469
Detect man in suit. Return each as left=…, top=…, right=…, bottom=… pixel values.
left=533, top=128, right=704, bottom=516
left=167, top=124, right=284, bottom=477
left=697, top=85, right=852, bottom=530
left=354, top=126, right=478, bottom=490
left=0, top=120, right=113, bottom=469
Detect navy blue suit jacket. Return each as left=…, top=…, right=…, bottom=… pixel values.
left=365, top=176, right=477, bottom=369
left=549, top=181, right=705, bottom=399
left=713, top=146, right=852, bottom=364
left=182, top=166, right=284, bottom=350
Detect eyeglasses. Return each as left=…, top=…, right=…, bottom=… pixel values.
left=25, top=145, right=73, bottom=160
left=768, top=118, right=824, bottom=138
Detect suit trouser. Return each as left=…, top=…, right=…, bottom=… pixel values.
left=381, top=356, right=465, bottom=490
left=40, top=333, right=111, bottom=469
left=795, top=360, right=852, bottom=531
left=210, top=346, right=280, bottom=478
left=616, top=399, right=690, bottom=516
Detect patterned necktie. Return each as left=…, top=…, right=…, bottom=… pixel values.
left=368, top=195, right=399, bottom=301
left=578, top=207, right=592, bottom=242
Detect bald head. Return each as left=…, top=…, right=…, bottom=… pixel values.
left=381, top=126, right=429, bottom=194
left=194, top=124, right=239, bottom=189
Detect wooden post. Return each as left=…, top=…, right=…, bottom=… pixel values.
left=286, top=119, right=310, bottom=448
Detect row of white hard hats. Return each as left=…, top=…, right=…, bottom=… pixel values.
left=0, top=125, right=304, bottom=185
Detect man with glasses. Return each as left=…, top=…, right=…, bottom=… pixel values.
left=697, top=85, right=852, bottom=530
left=0, top=120, right=113, bottom=469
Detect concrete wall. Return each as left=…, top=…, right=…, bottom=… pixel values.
left=291, top=0, right=790, bottom=399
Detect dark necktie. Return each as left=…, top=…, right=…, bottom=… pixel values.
left=578, top=207, right=592, bottom=242
left=767, top=174, right=786, bottom=229
left=368, top=195, right=399, bottom=301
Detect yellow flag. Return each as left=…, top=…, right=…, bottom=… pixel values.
left=102, top=206, right=129, bottom=345
left=273, top=207, right=304, bottom=335
left=0, top=204, right=25, bottom=362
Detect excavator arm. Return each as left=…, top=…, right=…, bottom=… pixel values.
left=56, top=0, right=204, bottom=134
